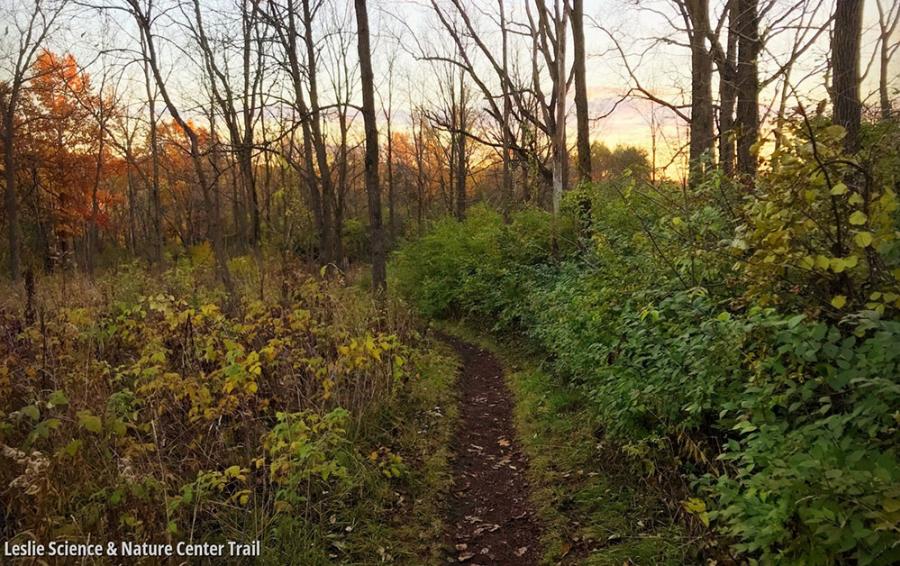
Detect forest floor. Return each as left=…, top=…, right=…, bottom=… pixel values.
left=436, top=324, right=698, bottom=565
left=439, top=333, right=543, bottom=565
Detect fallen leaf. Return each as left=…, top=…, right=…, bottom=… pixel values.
left=458, top=552, right=475, bottom=562
left=514, top=547, right=528, bottom=557
left=497, top=438, right=511, bottom=447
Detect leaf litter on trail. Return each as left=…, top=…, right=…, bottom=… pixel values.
left=515, top=546, right=528, bottom=557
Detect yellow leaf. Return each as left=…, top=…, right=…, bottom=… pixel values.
left=854, top=232, right=873, bottom=247
left=831, top=258, right=847, bottom=273
left=848, top=193, right=864, bottom=205
left=831, top=295, right=847, bottom=309
left=849, top=211, right=867, bottom=225
left=830, top=183, right=848, bottom=196
left=682, top=498, right=705, bottom=512
left=750, top=138, right=764, bottom=156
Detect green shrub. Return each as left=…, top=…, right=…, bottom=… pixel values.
left=395, top=164, right=900, bottom=562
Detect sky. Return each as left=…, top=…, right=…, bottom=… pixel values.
left=2, top=0, right=898, bottom=179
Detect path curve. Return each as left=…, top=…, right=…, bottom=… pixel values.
left=439, top=333, right=541, bottom=565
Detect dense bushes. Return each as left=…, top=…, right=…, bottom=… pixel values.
left=0, top=259, right=445, bottom=563
left=394, top=121, right=900, bottom=563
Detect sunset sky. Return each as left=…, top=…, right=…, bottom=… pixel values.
left=7, top=0, right=897, bottom=179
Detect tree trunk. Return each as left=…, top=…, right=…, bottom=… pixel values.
left=877, top=0, right=896, bottom=121
left=88, top=116, right=105, bottom=275
left=276, top=0, right=330, bottom=264
left=552, top=6, right=568, bottom=215
left=832, top=0, right=864, bottom=152
left=301, top=0, right=337, bottom=264
left=687, top=0, right=715, bottom=185
left=240, top=150, right=260, bottom=247
left=455, top=67, right=467, bottom=221
left=354, top=0, right=386, bottom=294
left=141, top=27, right=163, bottom=265
left=125, top=152, right=137, bottom=253
left=414, top=115, right=426, bottom=235
left=131, top=2, right=234, bottom=296
left=718, top=0, right=738, bottom=176
left=499, top=0, right=513, bottom=221
left=3, top=113, right=20, bottom=281
left=387, top=115, right=396, bottom=240
left=572, top=0, right=591, bottom=183
left=735, top=0, right=760, bottom=177
left=880, top=35, right=891, bottom=120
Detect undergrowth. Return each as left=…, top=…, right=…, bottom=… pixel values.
left=394, top=119, right=900, bottom=564
left=0, top=253, right=456, bottom=564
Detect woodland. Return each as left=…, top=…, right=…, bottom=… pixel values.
left=1, top=0, right=899, bottom=563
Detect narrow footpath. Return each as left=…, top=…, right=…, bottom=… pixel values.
left=439, top=334, right=542, bottom=565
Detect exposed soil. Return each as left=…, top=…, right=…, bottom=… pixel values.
left=438, top=333, right=542, bottom=566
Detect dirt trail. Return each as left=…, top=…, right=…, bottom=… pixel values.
left=439, top=333, right=541, bottom=565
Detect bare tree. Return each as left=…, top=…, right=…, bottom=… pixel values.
left=717, top=0, right=738, bottom=175
left=0, top=0, right=67, bottom=280
left=380, top=52, right=398, bottom=239
left=354, top=0, right=385, bottom=293
left=875, top=0, right=899, bottom=119
left=424, top=0, right=567, bottom=212
left=185, top=0, right=267, bottom=249
left=683, top=0, right=716, bottom=184
left=528, top=0, right=570, bottom=213
left=126, top=0, right=235, bottom=295
left=571, top=0, right=591, bottom=183
left=264, top=0, right=341, bottom=265
left=411, top=105, right=428, bottom=234
left=425, top=56, right=472, bottom=220
left=139, top=25, right=163, bottom=264
left=498, top=0, right=513, bottom=219
left=453, top=65, right=468, bottom=220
